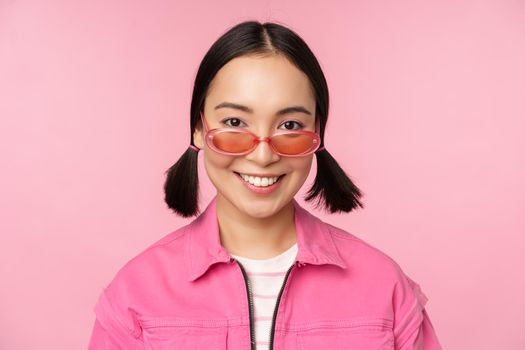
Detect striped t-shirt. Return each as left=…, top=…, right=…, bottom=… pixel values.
left=231, top=242, right=298, bottom=350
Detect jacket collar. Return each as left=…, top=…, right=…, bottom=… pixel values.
left=185, top=195, right=347, bottom=282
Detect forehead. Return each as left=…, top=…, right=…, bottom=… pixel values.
left=205, top=54, right=315, bottom=114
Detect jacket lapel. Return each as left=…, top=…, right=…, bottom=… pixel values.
left=185, top=195, right=347, bottom=282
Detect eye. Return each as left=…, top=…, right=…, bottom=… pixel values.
left=279, top=120, right=304, bottom=131
left=221, top=118, right=246, bottom=128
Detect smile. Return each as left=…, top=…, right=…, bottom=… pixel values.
left=238, top=173, right=283, bottom=186
left=234, top=172, right=285, bottom=194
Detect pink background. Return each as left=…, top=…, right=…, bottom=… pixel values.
left=1, top=1, right=524, bottom=349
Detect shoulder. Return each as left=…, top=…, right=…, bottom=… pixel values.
left=324, top=221, right=430, bottom=339
left=323, top=220, right=427, bottom=303
left=92, top=223, right=193, bottom=340
left=326, top=222, right=407, bottom=278
left=103, top=222, right=192, bottom=297
left=296, top=203, right=412, bottom=284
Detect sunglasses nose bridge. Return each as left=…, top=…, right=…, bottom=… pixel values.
left=253, top=136, right=278, bottom=152
left=255, top=135, right=272, bottom=142
left=248, top=135, right=279, bottom=157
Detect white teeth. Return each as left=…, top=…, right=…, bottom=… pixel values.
left=238, top=173, right=280, bottom=187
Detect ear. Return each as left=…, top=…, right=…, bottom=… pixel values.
left=193, top=119, right=205, bottom=149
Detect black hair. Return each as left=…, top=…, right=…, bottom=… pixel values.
left=164, top=20, right=364, bottom=217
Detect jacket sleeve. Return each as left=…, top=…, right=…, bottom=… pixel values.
left=392, top=271, right=443, bottom=350
left=87, top=287, right=145, bottom=350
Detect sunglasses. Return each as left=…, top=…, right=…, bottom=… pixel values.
left=200, top=111, right=322, bottom=157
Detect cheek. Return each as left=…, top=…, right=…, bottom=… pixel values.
left=289, top=156, right=314, bottom=182
left=203, top=150, right=235, bottom=179
left=295, top=156, right=314, bottom=173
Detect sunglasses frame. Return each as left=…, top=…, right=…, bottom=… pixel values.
left=199, top=111, right=321, bottom=157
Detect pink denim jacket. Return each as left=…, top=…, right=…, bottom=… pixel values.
left=88, top=195, right=442, bottom=349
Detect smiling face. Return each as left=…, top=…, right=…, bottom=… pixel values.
left=193, top=53, right=317, bottom=220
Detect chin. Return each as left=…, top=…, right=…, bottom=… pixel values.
left=240, top=203, right=276, bottom=219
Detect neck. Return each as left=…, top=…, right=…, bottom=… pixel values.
left=216, top=194, right=297, bottom=259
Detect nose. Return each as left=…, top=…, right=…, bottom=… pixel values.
left=244, top=138, right=280, bottom=166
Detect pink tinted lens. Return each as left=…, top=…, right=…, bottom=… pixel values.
left=211, top=131, right=255, bottom=153
left=271, top=133, right=317, bottom=155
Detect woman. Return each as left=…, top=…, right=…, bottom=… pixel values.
left=88, top=21, right=442, bottom=349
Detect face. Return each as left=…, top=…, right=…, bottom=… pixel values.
left=193, top=54, right=317, bottom=220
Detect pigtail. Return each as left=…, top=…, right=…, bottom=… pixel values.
left=305, top=148, right=365, bottom=213
left=163, top=146, right=200, bottom=217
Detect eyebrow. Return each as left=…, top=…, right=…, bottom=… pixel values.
left=214, top=102, right=312, bottom=116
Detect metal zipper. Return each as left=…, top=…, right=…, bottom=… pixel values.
left=235, top=258, right=299, bottom=350
left=235, top=259, right=256, bottom=350
left=268, top=262, right=297, bottom=350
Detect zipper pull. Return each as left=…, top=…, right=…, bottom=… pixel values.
left=296, top=260, right=305, bottom=267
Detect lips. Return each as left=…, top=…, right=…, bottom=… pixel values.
left=234, top=171, right=285, bottom=187
left=234, top=171, right=285, bottom=194
left=234, top=172, right=284, bottom=178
